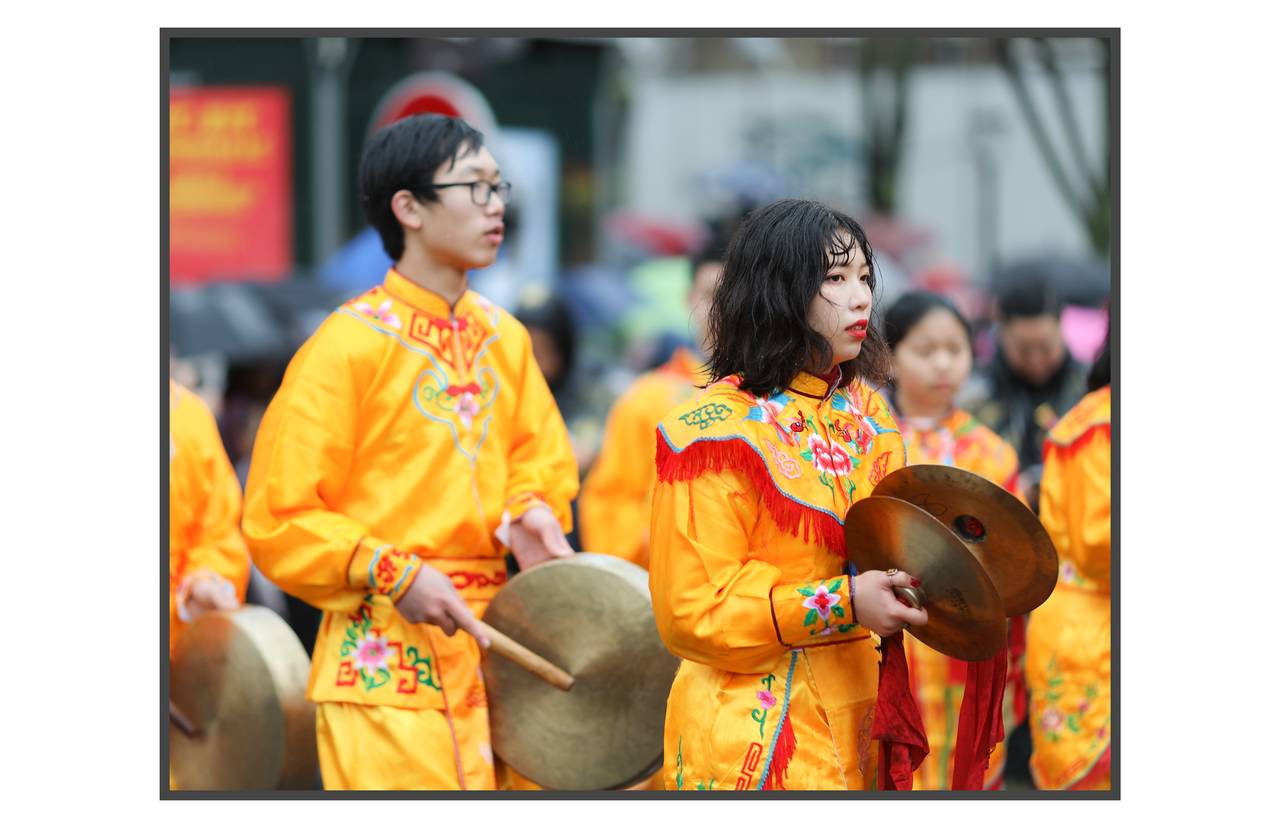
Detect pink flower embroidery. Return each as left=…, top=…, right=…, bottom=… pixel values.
left=353, top=633, right=390, bottom=674
left=802, top=584, right=839, bottom=620
left=808, top=434, right=852, bottom=476
left=354, top=299, right=402, bottom=330
left=456, top=392, right=480, bottom=430
left=754, top=397, right=796, bottom=446
left=1040, top=706, right=1065, bottom=733
left=756, top=690, right=777, bottom=709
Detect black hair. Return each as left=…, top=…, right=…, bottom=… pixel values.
left=883, top=291, right=974, bottom=353
left=706, top=199, right=891, bottom=397
left=996, top=274, right=1064, bottom=321
left=691, top=210, right=748, bottom=272
left=515, top=295, right=577, bottom=395
left=1087, top=315, right=1111, bottom=392
left=359, top=114, right=486, bottom=261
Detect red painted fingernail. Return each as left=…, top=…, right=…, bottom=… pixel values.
left=911, top=578, right=921, bottom=587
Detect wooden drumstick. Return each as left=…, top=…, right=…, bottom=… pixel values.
left=475, top=620, right=575, bottom=692
left=169, top=699, right=200, bottom=737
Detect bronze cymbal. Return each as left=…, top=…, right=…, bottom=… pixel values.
left=169, top=606, right=317, bottom=790
left=873, top=464, right=1058, bottom=616
left=844, top=496, right=1007, bottom=662
left=481, top=553, right=679, bottom=790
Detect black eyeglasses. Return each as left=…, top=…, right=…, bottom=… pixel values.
left=428, top=180, right=512, bottom=206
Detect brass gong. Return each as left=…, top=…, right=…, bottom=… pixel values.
left=481, top=553, right=679, bottom=790
left=169, top=605, right=316, bottom=790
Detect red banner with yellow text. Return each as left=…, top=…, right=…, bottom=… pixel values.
left=169, top=87, right=292, bottom=284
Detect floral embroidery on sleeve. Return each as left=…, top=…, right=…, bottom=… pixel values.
left=771, top=575, right=860, bottom=646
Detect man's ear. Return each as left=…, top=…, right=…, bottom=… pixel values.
left=390, top=190, right=424, bottom=231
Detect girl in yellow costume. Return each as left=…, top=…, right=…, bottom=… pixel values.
left=1026, top=332, right=1111, bottom=790
left=243, top=115, right=578, bottom=791
left=651, top=200, right=930, bottom=791
left=882, top=292, right=1025, bottom=790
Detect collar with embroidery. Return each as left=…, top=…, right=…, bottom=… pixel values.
left=657, top=375, right=903, bottom=555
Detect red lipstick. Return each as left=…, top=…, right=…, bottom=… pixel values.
left=846, top=320, right=868, bottom=341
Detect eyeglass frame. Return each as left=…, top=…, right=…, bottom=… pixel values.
left=424, top=180, right=513, bottom=206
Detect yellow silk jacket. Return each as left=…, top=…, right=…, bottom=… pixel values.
left=1027, top=386, right=1111, bottom=789
left=897, top=407, right=1022, bottom=789
left=580, top=347, right=707, bottom=568
left=243, top=269, right=578, bottom=711
left=650, top=371, right=906, bottom=790
left=168, top=381, right=251, bottom=655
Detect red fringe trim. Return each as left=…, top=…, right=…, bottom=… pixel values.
left=762, top=714, right=796, bottom=790
left=656, top=434, right=848, bottom=556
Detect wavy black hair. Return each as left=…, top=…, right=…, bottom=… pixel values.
left=705, top=199, right=891, bottom=397
left=883, top=291, right=974, bottom=354
left=359, top=114, right=486, bottom=261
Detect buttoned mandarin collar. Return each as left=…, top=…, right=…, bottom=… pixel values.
left=786, top=366, right=844, bottom=402
left=382, top=267, right=472, bottom=318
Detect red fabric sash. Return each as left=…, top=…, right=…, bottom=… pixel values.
left=871, top=633, right=929, bottom=790
left=949, top=646, right=1008, bottom=790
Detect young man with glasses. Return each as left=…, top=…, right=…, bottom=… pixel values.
left=243, top=114, right=578, bottom=790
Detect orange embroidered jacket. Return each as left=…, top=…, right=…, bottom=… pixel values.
left=169, top=381, right=251, bottom=655
left=579, top=347, right=707, bottom=568
left=1027, top=385, right=1112, bottom=789
left=650, top=371, right=907, bottom=790
left=242, top=269, right=578, bottom=709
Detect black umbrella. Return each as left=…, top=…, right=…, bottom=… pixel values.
left=169, top=278, right=344, bottom=362
left=989, top=255, right=1110, bottom=308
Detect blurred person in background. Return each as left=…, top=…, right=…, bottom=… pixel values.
left=965, top=276, right=1087, bottom=508
left=169, top=379, right=252, bottom=655
left=881, top=292, right=1028, bottom=790
left=513, top=291, right=598, bottom=474
left=1025, top=323, right=1111, bottom=790
left=650, top=200, right=929, bottom=791
left=242, top=114, right=578, bottom=791
left=168, top=378, right=251, bottom=789
left=578, top=219, right=734, bottom=568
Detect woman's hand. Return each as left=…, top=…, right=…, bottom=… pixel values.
left=853, top=569, right=929, bottom=637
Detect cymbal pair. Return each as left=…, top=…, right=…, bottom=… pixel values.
left=845, top=465, right=1059, bottom=661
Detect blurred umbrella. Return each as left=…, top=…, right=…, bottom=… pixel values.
left=557, top=265, right=638, bottom=334
left=990, top=254, right=1110, bottom=308
left=604, top=212, right=703, bottom=258
left=170, top=278, right=345, bottom=362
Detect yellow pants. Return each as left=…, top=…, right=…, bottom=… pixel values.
left=317, top=699, right=496, bottom=790
left=317, top=701, right=554, bottom=791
